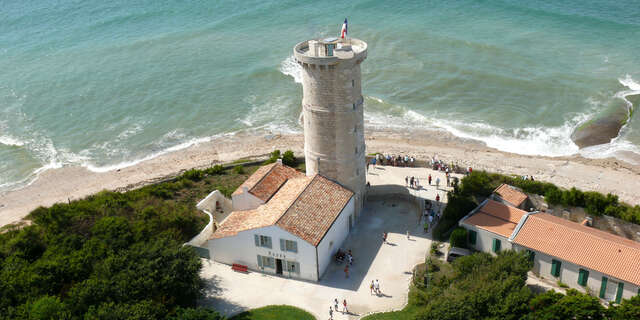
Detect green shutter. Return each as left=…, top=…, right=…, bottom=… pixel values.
left=280, top=239, right=285, bottom=251
left=578, top=269, right=589, bottom=286
left=527, top=250, right=535, bottom=262
left=551, top=260, right=561, bottom=277
left=257, top=255, right=263, bottom=268
left=492, top=238, right=501, bottom=253
left=469, top=230, right=477, bottom=245
left=615, top=282, right=624, bottom=304
left=254, top=235, right=260, bottom=246
left=599, top=277, right=608, bottom=298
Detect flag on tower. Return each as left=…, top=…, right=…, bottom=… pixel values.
left=341, top=18, right=348, bottom=39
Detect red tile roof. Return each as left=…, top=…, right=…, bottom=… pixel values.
left=212, top=164, right=354, bottom=246
left=232, top=162, right=304, bottom=202
left=211, top=176, right=312, bottom=239
left=461, top=199, right=528, bottom=238
left=513, top=213, right=640, bottom=286
left=494, top=184, right=528, bottom=207
left=277, top=175, right=354, bottom=246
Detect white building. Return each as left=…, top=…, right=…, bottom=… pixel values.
left=206, top=162, right=355, bottom=281
left=459, top=190, right=640, bottom=304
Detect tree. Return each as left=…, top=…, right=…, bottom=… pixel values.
left=523, top=289, right=606, bottom=320
left=169, top=307, right=223, bottom=320
left=29, top=296, right=70, bottom=320
left=282, top=150, right=296, bottom=167
left=612, top=295, right=640, bottom=320
left=449, top=228, right=467, bottom=248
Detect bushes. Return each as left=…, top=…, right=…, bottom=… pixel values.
left=449, top=228, right=467, bottom=248
left=232, top=165, right=245, bottom=174
left=183, top=169, right=204, bottom=181
left=433, top=192, right=477, bottom=240
left=204, top=165, right=224, bottom=175
left=264, top=150, right=281, bottom=165
left=282, top=150, right=296, bottom=167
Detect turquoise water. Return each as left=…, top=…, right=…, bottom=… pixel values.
left=1, top=0, right=640, bottom=190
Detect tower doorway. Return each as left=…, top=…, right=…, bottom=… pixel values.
left=276, top=259, right=283, bottom=275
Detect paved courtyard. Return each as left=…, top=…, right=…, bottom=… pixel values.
left=199, top=166, right=458, bottom=319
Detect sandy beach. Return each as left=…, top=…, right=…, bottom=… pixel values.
left=2, top=128, right=640, bottom=228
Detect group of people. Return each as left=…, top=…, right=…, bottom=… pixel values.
left=430, top=156, right=471, bottom=175
left=405, top=176, right=421, bottom=189
left=329, top=298, right=349, bottom=319
left=369, top=279, right=382, bottom=295
left=372, top=153, right=416, bottom=167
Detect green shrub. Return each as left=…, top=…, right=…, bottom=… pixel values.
left=204, top=165, right=224, bottom=175
left=562, top=187, right=585, bottom=207
left=232, top=165, right=245, bottom=174
left=449, top=228, right=467, bottom=248
left=183, top=169, right=204, bottom=181
left=545, top=188, right=564, bottom=205
left=282, top=150, right=296, bottom=167
left=433, top=192, right=477, bottom=240
left=263, top=150, right=281, bottom=164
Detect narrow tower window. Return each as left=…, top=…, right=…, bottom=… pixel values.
left=352, top=103, right=356, bottom=110
left=355, top=146, right=358, bottom=154
left=352, top=80, right=355, bottom=87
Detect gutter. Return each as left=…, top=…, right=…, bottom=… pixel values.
left=315, top=246, right=320, bottom=281
left=509, top=211, right=539, bottom=242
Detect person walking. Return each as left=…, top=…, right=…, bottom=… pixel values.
left=375, top=279, right=380, bottom=294
left=407, top=230, right=410, bottom=240
left=370, top=280, right=375, bottom=294
left=329, top=306, right=333, bottom=320
left=436, top=194, right=440, bottom=203
left=428, top=174, right=432, bottom=185
left=436, top=177, right=440, bottom=189
left=343, top=299, right=348, bottom=313
left=405, top=176, right=408, bottom=186
left=334, top=298, right=339, bottom=312
left=382, top=232, right=387, bottom=244
left=344, top=265, right=349, bottom=278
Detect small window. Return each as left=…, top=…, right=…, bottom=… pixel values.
left=551, top=259, right=562, bottom=277
left=355, top=146, right=358, bottom=154
left=254, top=234, right=272, bottom=248
left=578, top=269, right=589, bottom=286
left=352, top=79, right=355, bottom=87
left=356, top=168, right=359, bottom=176
left=286, top=261, right=300, bottom=274
left=257, top=255, right=275, bottom=269
left=468, top=230, right=477, bottom=245
left=492, top=238, right=501, bottom=253
left=353, top=103, right=356, bottom=110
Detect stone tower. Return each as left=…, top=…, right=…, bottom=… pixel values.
left=293, top=37, right=367, bottom=217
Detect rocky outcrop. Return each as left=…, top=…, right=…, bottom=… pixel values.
left=571, top=94, right=639, bottom=148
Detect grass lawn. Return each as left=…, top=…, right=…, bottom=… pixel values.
left=229, top=305, right=315, bottom=320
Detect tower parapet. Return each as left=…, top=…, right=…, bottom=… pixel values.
left=293, top=37, right=368, bottom=217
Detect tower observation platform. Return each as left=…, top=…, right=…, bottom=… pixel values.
left=293, top=37, right=368, bottom=217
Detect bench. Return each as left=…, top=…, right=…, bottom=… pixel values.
left=231, top=263, right=248, bottom=273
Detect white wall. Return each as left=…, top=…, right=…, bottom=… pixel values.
left=197, top=190, right=232, bottom=214
left=460, top=224, right=512, bottom=255
left=208, top=225, right=319, bottom=281
left=317, top=196, right=354, bottom=279
left=512, top=244, right=639, bottom=302
left=231, top=189, right=264, bottom=211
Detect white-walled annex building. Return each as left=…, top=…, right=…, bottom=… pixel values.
left=206, top=162, right=355, bottom=281
left=459, top=186, right=640, bottom=304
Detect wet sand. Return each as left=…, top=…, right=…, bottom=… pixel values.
left=2, top=128, right=640, bottom=227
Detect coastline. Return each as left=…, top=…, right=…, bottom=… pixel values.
left=2, top=127, right=640, bottom=228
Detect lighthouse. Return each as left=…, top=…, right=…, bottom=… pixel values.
left=293, top=36, right=368, bottom=217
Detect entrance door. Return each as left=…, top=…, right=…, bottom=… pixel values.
left=605, top=280, right=618, bottom=301
left=276, top=259, right=283, bottom=275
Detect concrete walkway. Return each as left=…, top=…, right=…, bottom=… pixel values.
left=199, top=165, right=457, bottom=319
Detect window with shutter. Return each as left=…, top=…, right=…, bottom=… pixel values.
left=551, top=259, right=561, bottom=277
left=578, top=269, right=589, bottom=286
left=468, top=230, right=477, bottom=245
left=615, top=282, right=624, bottom=304
left=254, top=235, right=260, bottom=246
left=492, top=238, right=501, bottom=253
left=599, top=277, right=608, bottom=298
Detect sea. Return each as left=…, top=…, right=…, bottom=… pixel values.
left=1, top=0, right=640, bottom=192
